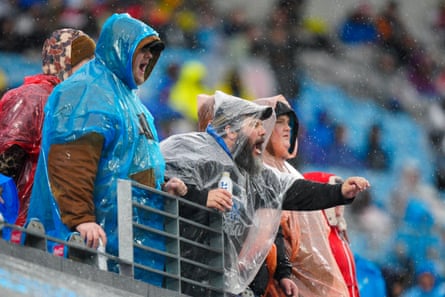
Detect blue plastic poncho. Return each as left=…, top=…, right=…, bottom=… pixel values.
left=27, top=13, right=165, bottom=286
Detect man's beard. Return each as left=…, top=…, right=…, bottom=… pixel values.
left=234, top=137, right=263, bottom=176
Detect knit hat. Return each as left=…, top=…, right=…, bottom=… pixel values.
left=274, top=101, right=299, bottom=154
left=42, top=28, right=96, bottom=81
left=71, top=35, right=96, bottom=68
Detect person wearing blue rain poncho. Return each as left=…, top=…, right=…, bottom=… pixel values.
left=26, top=13, right=188, bottom=287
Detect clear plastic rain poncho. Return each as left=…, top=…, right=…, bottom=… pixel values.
left=161, top=91, right=300, bottom=294
left=26, top=13, right=166, bottom=286
left=256, top=96, right=350, bottom=297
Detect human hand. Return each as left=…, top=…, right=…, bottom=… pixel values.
left=341, top=177, right=370, bottom=198
left=207, top=188, right=233, bottom=211
left=279, top=277, right=299, bottom=297
left=163, top=177, right=188, bottom=196
left=76, top=222, right=107, bottom=249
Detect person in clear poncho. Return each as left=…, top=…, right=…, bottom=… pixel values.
left=26, top=13, right=187, bottom=286
left=160, top=90, right=370, bottom=296
left=256, top=95, right=352, bottom=297
left=303, top=172, right=361, bottom=297
left=197, top=94, right=297, bottom=297
left=0, top=29, right=95, bottom=241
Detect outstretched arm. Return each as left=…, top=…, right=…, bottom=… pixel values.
left=281, top=177, right=370, bottom=211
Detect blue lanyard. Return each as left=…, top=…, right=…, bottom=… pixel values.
left=206, top=124, right=232, bottom=158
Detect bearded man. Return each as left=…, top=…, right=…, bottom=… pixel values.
left=160, top=90, right=370, bottom=297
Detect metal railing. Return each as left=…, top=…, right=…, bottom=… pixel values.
left=117, top=179, right=226, bottom=296
left=0, top=179, right=227, bottom=297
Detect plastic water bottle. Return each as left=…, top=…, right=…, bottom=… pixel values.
left=218, top=171, right=233, bottom=194
left=97, top=238, right=107, bottom=271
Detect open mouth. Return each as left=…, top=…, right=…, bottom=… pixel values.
left=254, top=140, right=264, bottom=155
left=139, top=62, right=148, bottom=73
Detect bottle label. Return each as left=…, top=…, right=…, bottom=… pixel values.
left=219, top=181, right=230, bottom=190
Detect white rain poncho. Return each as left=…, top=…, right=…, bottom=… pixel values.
left=161, top=91, right=292, bottom=294
left=256, top=96, right=350, bottom=297
left=161, top=91, right=351, bottom=294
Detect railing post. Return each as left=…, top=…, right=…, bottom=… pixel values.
left=116, top=179, right=226, bottom=295
left=164, top=194, right=180, bottom=292
left=23, top=219, right=47, bottom=251
left=117, top=179, right=134, bottom=277
left=67, top=232, right=96, bottom=265
left=209, top=211, right=225, bottom=292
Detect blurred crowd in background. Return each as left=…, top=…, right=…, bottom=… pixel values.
left=2, top=0, right=445, bottom=296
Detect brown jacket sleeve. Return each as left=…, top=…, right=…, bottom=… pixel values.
left=47, top=133, right=104, bottom=230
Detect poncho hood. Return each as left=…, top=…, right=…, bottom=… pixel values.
left=42, top=28, right=95, bottom=81
left=254, top=95, right=299, bottom=157
left=96, top=13, right=163, bottom=89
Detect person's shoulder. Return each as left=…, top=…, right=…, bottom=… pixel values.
left=1, top=77, right=51, bottom=103
left=261, top=165, right=296, bottom=181
left=260, top=166, right=281, bottom=184
left=165, top=132, right=209, bottom=142
left=163, top=131, right=198, bottom=138
left=1, top=75, right=41, bottom=95
left=161, top=132, right=206, bottom=148
left=55, top=68, right=114, bottom=100
left=0, top=86, right=20, bottom=101
left=62, top=61, right=110, bottom=89
left=161, top=132, right=228, bottom=165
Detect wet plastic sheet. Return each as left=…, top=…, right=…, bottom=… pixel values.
left=161, top=91, right=299, bottom=294
left=0, top=173, right=19, bottom=240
